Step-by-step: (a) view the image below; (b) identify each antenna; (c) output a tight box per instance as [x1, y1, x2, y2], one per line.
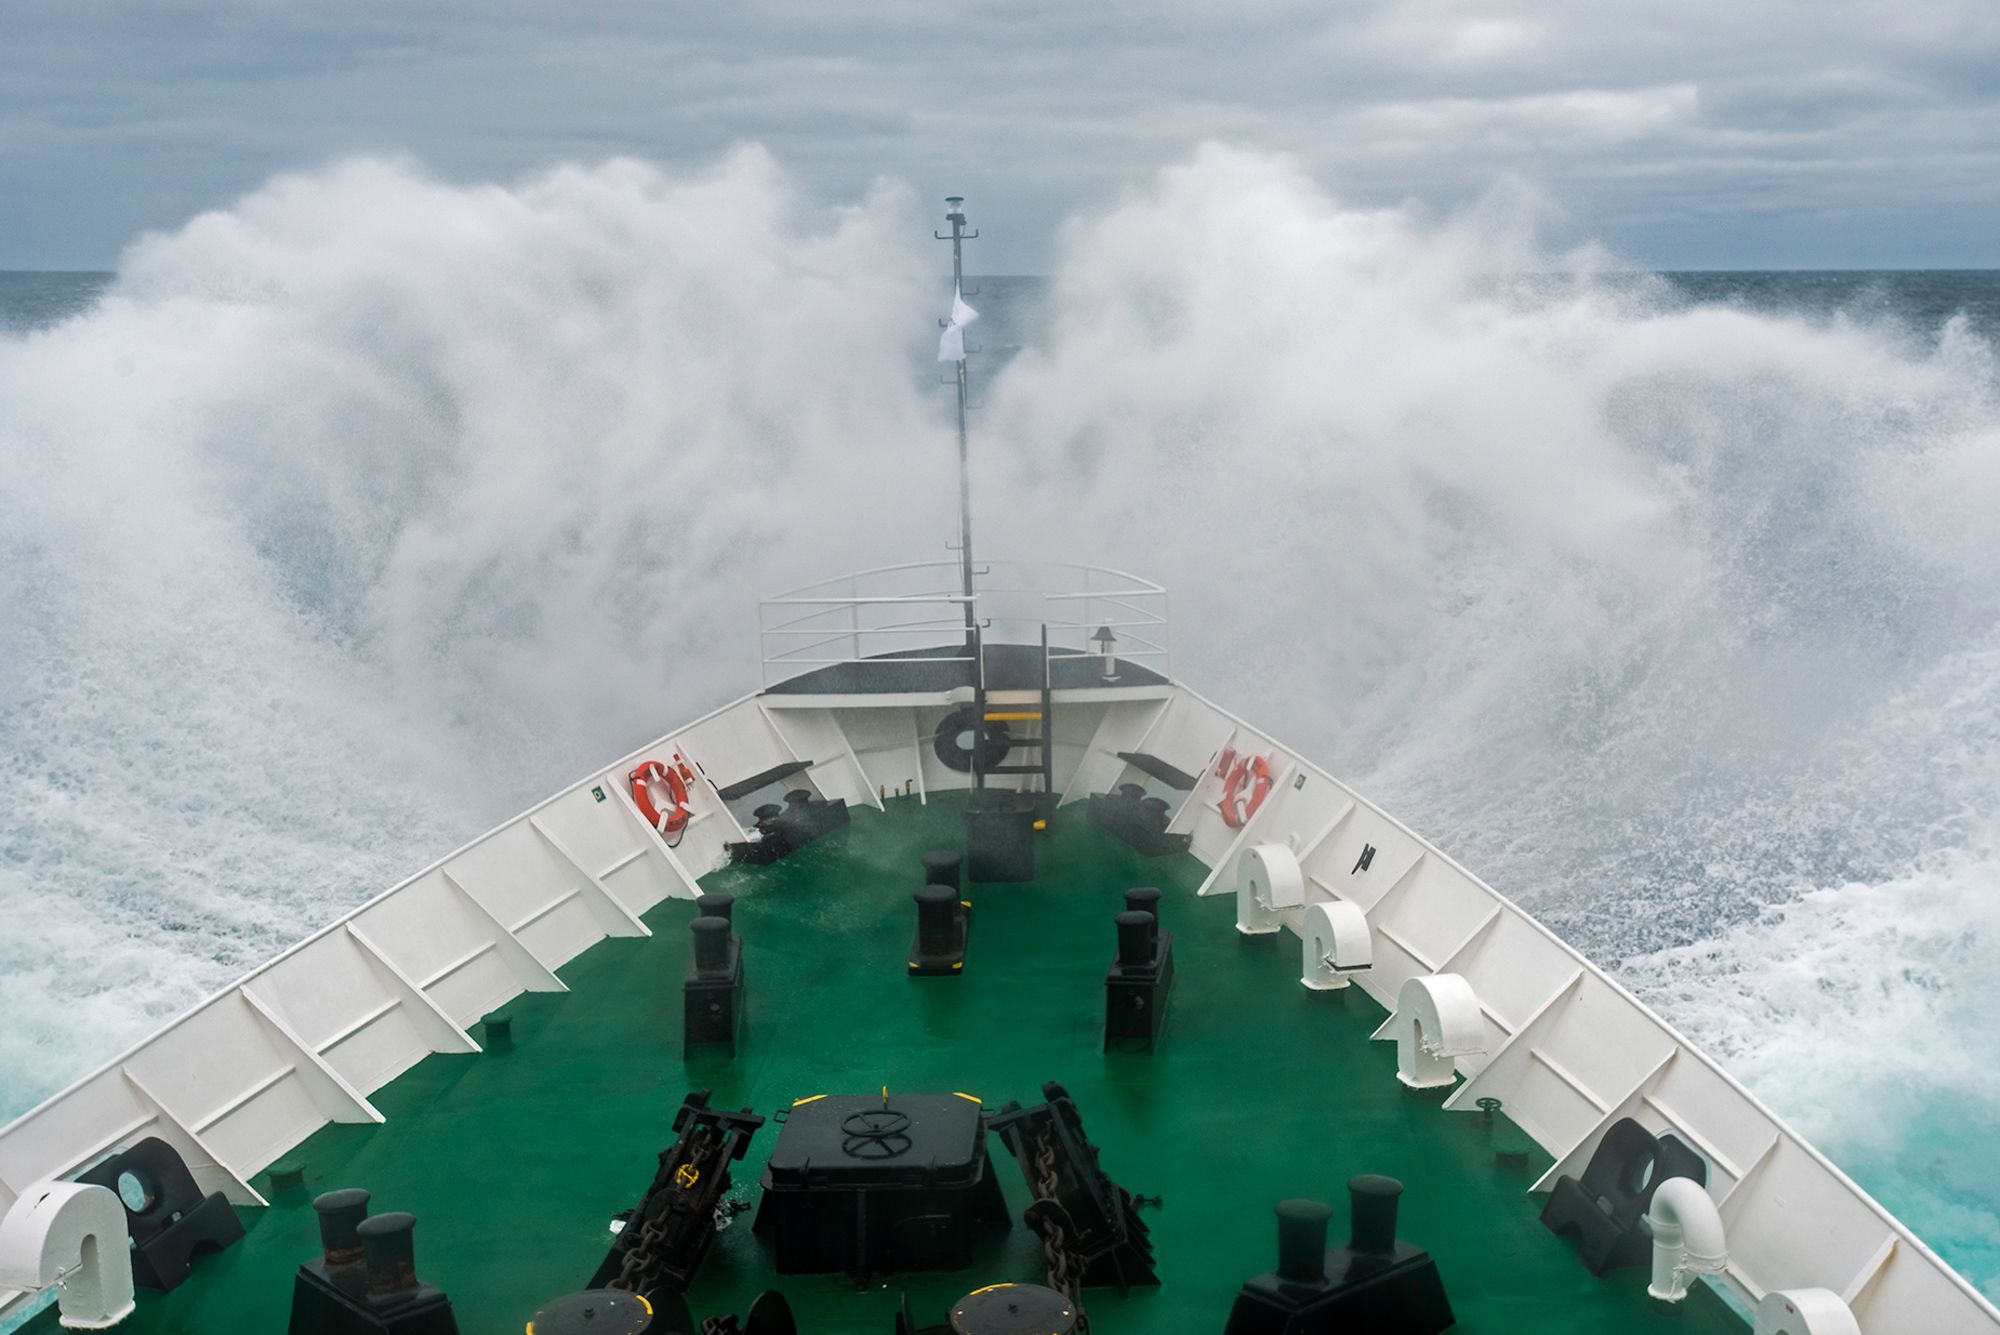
[936, 196, 980, 650]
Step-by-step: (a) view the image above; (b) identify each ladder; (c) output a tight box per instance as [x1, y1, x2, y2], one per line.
[970, 625, 1056, 825]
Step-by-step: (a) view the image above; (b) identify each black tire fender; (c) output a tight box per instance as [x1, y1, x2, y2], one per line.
[932, 705, 1012, 773]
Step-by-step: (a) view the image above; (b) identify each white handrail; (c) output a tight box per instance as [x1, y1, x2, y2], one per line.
[756, 558, 1171, 688]
[763, 593, 974, 607]
[765, 558, 1166, 602]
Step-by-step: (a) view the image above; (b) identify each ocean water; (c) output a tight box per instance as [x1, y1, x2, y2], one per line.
[3, 150, 1999, 1298]
[0, 272, 112, 335]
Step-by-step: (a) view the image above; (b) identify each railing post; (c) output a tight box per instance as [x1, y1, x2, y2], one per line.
[1085, 564, 1095, 661]
[753, 560, 1168, 689]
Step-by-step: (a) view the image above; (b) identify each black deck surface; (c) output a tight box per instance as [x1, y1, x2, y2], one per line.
[764, 643, 1169, 694]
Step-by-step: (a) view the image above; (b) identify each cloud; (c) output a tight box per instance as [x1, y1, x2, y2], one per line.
[1351, 84, 1702, 147]
[0, 1, 1997, 266]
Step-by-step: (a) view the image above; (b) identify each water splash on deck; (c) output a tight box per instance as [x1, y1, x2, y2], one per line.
[0, 149, 946, 1118]
[983, 145, 2000, 1292]
[4, 145, 1999, 1293]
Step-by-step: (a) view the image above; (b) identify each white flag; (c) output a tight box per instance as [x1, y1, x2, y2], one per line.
[937, 286, 979, 362]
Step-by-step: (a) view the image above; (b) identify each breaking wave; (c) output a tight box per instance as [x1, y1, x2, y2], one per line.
[0, 149, 948, 1118]
[988, 146, 2000, 1293]
[4, 145, 1998, 1293]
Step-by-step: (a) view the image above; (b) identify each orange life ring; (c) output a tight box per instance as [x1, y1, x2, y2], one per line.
[631, 758, 692, 836]
[1219, 755, 1272, 829]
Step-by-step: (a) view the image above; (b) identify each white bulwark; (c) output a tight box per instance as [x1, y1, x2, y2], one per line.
[1, 561, 1993, 1334]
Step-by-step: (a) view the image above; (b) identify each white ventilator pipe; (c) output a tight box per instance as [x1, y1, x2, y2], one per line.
[1300, 900, 1372, 989]
[1236, 844, 1303, 935]
[0, 1182, 136, 1329]
[1646, 1176, 1728, 1302]
[1371, 973, 1485, 1088]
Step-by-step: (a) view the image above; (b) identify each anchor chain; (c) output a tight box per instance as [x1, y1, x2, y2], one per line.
[608, 1127, 717, 1296]
[1034, 1134, 1091, 1334]
[608, 1211, 668, 1293]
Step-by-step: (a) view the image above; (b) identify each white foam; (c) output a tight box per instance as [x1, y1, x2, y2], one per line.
[979, 146, 2000, 1291]
[4, 145, 1999, 1295]
[0, 150, 950, 1117]
[1623, 838, 2000, 1295]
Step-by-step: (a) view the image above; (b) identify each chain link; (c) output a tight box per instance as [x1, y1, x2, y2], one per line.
[607, 1128, 717, 1295]
[1033, 1133, 1090, 1334]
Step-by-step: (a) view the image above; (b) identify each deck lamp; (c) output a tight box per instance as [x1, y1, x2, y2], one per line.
[1093, 624, 1120, 681]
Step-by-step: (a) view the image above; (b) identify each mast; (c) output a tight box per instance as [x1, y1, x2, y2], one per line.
[936, 197, 979, 648]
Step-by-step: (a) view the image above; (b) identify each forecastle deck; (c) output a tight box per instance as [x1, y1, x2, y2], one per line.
[2, 671, 1992, 1332]
[18, 794, 1743, 1333]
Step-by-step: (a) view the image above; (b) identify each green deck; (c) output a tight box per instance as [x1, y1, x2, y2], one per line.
[58, 793, 1747, 1334]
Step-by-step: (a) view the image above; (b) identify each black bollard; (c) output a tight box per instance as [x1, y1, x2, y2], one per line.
[917, 886, 959, 956]
[685, 915, 745, 1054]
[1349, 1175, 1403, 1255]
[1275, 1198, 1334, 1285]
[691, 917, 730, 975]
[289, 1199, 461, 1334]
[1115, 910, 1156, 969]
[910, 884, 970, 976]
[1106, 908, 1174, 1052]
[1124, 887, 1163, 941]
[695, 893, 734, 930]
[312, 1188, 371, 1270]
[920, 849, 963, 891]
[1085, 783, 1190, 857]
[1224, 1175, 1453, 1335]
[726, 783, 848, 868]
[356, 1211, 418, 1297]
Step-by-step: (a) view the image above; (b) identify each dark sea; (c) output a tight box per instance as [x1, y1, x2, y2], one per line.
[1666, 270, 2000, 336]
[10, 268, 2000, 349]
[0, 270, 113, 333]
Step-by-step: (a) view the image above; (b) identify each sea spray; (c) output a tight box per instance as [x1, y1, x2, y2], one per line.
[4, 145, 2000, 1294]
[984, 146, 2000, 1288]
[0, 149, 948, 1119]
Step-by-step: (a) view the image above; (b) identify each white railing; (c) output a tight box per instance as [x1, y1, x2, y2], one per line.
[757, 559, 1171, 688]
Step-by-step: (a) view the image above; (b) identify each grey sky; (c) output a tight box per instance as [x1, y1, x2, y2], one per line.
[4, 0, 1997, 270]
